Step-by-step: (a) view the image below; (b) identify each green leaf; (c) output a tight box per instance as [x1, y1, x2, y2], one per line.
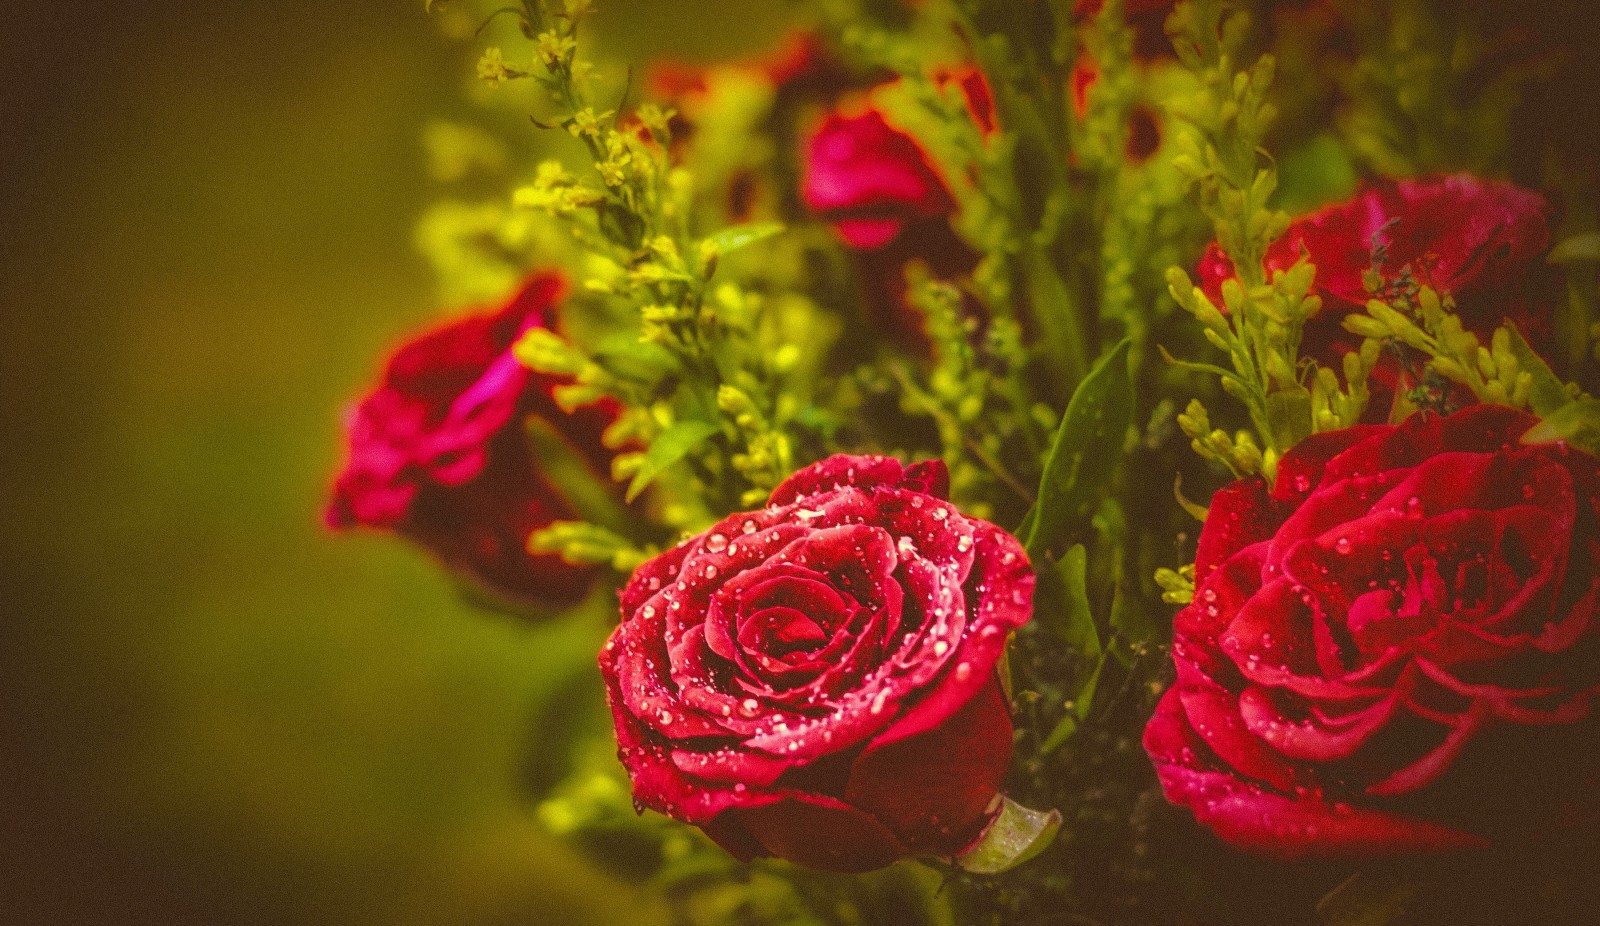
[591, 331, 680, 381]
[704, 222, 784, 256]
[526, 417, 632, 532]
[952, 796, 1062, 875]
[1051, 545, 1101, 663]
[1023, 339, 1134, 561]
[626, 419, 719, 502]
[1522, 396, 1600, 457]
[1266, 385, 1313, 452]
[1317, 872, 1421, 926]
[1504, 322, 1572, 417]
[1039, 655, 1105, 754]
[1548, 232, 1600, 265]
[1274, 133, 1359, 214]
[1109, 581, 1162, 665]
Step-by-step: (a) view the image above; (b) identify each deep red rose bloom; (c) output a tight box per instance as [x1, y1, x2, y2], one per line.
[1196, 175, 1559, 366]
[1145, 405, 1600, 858]
[600, 455, 1034, 872]
[325, 273, 615, 612]
[802, 106, 956, 250]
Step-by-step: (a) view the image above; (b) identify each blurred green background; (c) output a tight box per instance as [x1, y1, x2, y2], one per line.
[0, 2, 786, 923]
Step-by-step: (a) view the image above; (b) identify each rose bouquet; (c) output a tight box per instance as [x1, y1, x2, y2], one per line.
[327, 0, 1600, 923]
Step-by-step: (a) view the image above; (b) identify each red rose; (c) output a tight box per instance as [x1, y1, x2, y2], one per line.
[1145, 405, 1600, 858]
[1196, 175, 1559, 366]
[600, 455, 1034, 872]
[325, 273, 615, 612]
[802, 105, 956, 250]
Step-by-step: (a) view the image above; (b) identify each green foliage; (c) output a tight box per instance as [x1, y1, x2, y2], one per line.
[1023, 339, 1134, 561]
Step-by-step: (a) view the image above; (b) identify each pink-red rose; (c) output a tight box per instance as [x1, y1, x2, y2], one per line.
[802, 103, 960, 251]
[600, 455, 1034, 872]
[1196, 175, 1559, 367]
[325, 273, 615, 612]
[1145, 405, 1600, 858]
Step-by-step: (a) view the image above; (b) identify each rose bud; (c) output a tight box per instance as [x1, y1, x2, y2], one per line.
[325, 273, 616, 614]
[1196, 174, 1561, 369]
[600, 455, 1034, 872]
[1145, 404, 1600, 858]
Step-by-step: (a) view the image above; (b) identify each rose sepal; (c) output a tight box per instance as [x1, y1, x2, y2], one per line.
[951, 795, 1063, 875]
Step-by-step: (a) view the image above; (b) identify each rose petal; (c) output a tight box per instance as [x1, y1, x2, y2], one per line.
[1195, 478, 1280, 583]
[768, 454, 949, 507]
[844, 678, 1013, 855]
[1366, 702, 1491, 796]
[1237, 683, 1402, 762]
[1144, 689, 1487, 858]
[726, 791, 910, 873]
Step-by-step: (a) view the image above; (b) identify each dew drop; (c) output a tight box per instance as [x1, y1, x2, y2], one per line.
[954, 662, 973, 683]
[933, 640, 950, 656]
[1293, 474, 1311, 493]
[931, 507, 949, 521]
[1334, 537, 1352, 554]
[869, 689, 890, 715]
[703, 564, 718, 579]
[742, 519, 759, 535]
[657, 709, 674, 725]
[740, 698, 759, 717]
[956, 535, 973, 552]
[705, 533, 728, 553]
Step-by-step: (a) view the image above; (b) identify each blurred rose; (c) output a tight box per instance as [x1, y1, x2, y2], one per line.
[802, 105, 956, 250]
[326, 273, 615, 613]
[1196, 174, 1560, 367]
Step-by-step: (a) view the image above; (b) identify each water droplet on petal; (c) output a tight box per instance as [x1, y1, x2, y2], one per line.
[1334, 537, 1352, 554]
[954, 662, 973, 683]
[705, 533, 728, 552]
